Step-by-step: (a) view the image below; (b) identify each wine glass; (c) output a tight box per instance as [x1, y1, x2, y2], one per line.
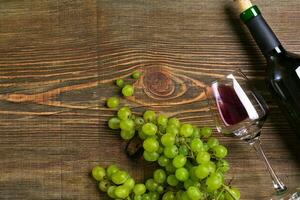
[205, 69, 300, 200]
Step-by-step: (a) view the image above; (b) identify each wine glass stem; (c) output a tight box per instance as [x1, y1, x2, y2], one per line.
[248, 135, 287, 194]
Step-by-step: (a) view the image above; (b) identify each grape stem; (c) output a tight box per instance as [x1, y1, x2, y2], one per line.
[222, 184, 239, 200]
[181, 140, 195, 158]
[216, 188, 225, 200]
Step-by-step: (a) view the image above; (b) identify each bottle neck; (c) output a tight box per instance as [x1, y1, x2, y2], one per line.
[240, 6, 283, 58]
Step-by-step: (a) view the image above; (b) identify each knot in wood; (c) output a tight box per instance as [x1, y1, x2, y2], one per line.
[143, 68, 175, 97]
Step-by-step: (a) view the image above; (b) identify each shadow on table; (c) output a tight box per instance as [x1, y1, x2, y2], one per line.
[224, 4, 300, 168]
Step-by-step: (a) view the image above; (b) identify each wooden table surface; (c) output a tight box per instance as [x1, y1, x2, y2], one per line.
[1, 0, 300, 199]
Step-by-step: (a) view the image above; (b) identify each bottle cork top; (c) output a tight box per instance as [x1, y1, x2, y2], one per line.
[234, 0, 253, 13]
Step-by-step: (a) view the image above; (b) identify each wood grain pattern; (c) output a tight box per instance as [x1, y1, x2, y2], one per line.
[1, 0, 300, 199]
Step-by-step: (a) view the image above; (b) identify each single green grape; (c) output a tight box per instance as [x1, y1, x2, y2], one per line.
[178, 145, 189, 156]
[116, 79, 125, 88]
[190, 138, 203, 153]
[163, 145, 178, 159]
[153, 169, 166, 184]
[192, 127, 201, 138]
[145, 178, 158, 192]
[206, 172, 223, 192]
[143, 110, 156, 122]
[143, 151, 159, 162]
[188, 166, 199, 182]
[161, 133, 175, 147]
[172, 154, 187, 168]
[207, 161, 216, 173]
[162, 191, 175, 200]
[207, 137, 219, 149]
[138, 128, 148, 140]
[115, 185, 130, 199]
[122, 84, 134, 97]
[120, 119, 135, 131]
[167, 175, 179, 186]
[168, 117, 180, 127]
[165, 162, 176, 173]
[183, 179, 197, 190]
[108, 117, 120, 130]
[123, 177, 135, 190]
[180, 124, 194, 137]
[224, 187, 241, 200]
[107, 186, 117, 198]
[142, 193, 151, 200]
[133, 184, 146, 195]
[149, 192, 160, 200]
[202, 143, 209, 152]
[106, 97, 120, 108]
[134, 195, 143, 200]
[158, 125, 167, 134]
[158, 155, 170, 167]
[111, 170, 129, 185]
[121, 129, 135, 140]
[117, 107, 131, 120]
[181, 192, 191, 200]
[196, 151, 211, 164]
[213, 145, 228, 159]
[195, 164, 210, 179]
[142, 123, 158, 136]
[92, 166, 106, 181]
[98, 180, 111, 192]
[157, 185, 164, 194]
[216, 159, 230, 173]
[201, 127, 212, 138]
[143, 137, 159, 152]
[175, 168, 189, 181]
[187, 186, 203, 200]
[175, 190, 184, 200]
[157, 114, 168, 127]
[132, 71, 141, 79]
[135, 117, 145, 129]
[153, 145, 161, 153]
[106, 164, 119, 178]
[166, 124, 179, 135]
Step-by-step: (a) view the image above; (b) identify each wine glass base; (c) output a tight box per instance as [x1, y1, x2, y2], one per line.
[271, 187, 300, 200]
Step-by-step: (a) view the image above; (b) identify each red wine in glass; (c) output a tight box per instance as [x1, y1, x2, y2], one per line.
[212, 84, 249, 126]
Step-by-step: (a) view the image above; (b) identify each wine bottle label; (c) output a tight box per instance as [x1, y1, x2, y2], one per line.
[296, 66, 300, 79]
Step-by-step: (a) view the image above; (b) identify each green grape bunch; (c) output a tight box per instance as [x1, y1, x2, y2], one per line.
[92, 71, 240, 200]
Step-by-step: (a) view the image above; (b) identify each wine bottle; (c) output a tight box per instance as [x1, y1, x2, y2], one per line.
[235, 0, 300, 135]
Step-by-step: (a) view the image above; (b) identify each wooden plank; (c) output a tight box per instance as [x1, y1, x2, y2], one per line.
[0, 0, 100, 199]
[0, 0, 300, 199]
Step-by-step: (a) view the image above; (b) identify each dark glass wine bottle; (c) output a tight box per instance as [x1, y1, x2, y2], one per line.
[236, 0, 300, 134]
